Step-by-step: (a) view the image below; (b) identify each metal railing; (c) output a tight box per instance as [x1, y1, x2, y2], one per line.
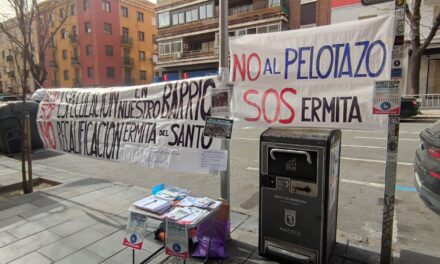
[70, 35, 79, 45]
[49, 61, 58, 68]
[121, 36, 133, 46]
[71, 57, 80, 66]
[124, 78, 135, 85]
[403, 94, 440, 109]
[122, 57, 134, 66]
[158, 47, 218, 63]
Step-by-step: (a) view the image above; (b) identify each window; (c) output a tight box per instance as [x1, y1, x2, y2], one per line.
[138, 31, 144, 41]
[85, 22, 91, 33]
[300, 1, 316, 27]
[172, 12, 185, 25]
[105, 45, 113, 56]
[269, 0, 281, 6]
[137, 11, 144, 22]
[104, 23, 112, 34]
[87, 67, 93, 77]
[427, 59, 440, 94]
[59, 8, 65, 20]
[206, 3, 213, 18]
[86, 45, 92, 55]
[268, 24, 280, 32]
[159, 41, 182, 55]
[106, 67, 114, 78]
[199, 5, 206, 19]
[64, 70, 69, 80]
[62, 49, 67, 60]
[158, 12, 170, 28]
[83, 0, 90, 11]
[121, 6, 128, 17]
[139, 51, 145, 61]
[151, 16, 156, 26]
[199, 3, 213, 20]
[102, 1, 111, 12]
[185, 9, 198, 23]
[61, 28, 66, 39]
[71, 4, 75, 15]
[140, 70, 147, 81]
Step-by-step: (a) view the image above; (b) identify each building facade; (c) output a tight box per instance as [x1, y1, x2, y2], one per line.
[155, 0, 332, 81]
[331, 0, 440, 96]
[42, 0, 156, 88]
[0, 18, 39, 95]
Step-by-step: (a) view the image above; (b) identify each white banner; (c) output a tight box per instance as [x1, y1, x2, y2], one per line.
[36, 76, 224, 173]
[229, 16, 395, 130]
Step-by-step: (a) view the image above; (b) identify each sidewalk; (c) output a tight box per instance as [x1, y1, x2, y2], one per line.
[0, 155, 428, 264]
[401, 109, 440, 123]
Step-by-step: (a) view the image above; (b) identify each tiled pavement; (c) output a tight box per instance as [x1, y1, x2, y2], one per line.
[0, 156, 400, 264]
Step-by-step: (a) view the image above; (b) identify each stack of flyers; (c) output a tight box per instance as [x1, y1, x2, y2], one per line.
[133, 196, 172, 214]
[178, 207, 210, 225]
[162, 207, 193, 221]
[156, 186, 190, 201]
[178, 196, 222, 210]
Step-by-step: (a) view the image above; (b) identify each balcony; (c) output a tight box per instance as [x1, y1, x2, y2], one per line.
[157, 48, 218, 67]
[73, 78, 81, 87]
[124, 78, 135, 85]
[157, 1, 287, 39]
[121, 36, 133, 47]
[51, 80, 60, 87]
[49, 61, 58, 69]
[122, 57, 134, 67]
[70, 35, 79, 45]
[48, 42, 57, 49]
[71, 57, 80, 67]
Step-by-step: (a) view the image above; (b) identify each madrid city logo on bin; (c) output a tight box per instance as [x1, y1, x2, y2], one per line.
[284, 209, 296, 227]
[285, 158, 297, 172]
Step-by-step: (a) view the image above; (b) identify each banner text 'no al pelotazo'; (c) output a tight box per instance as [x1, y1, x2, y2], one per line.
[36, 76, 225, 173]
[230, 16, 395, 130]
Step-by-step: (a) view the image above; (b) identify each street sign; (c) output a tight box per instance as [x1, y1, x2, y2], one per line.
[373, 80, 401, 115]
[361, 0, 393, 5]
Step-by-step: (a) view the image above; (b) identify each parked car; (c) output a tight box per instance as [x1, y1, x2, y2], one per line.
[400, 97, 419, 118]
[414, 120, 440, 214]
[0, 93, 19, 102]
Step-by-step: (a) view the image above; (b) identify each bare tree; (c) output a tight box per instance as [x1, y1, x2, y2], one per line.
[0, 0, 69, 90]
[0, 0, 69, 193]
[406, 0, 440, 94]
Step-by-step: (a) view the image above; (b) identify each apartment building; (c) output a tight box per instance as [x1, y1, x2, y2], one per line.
[155, 0, 331, 81]
[0, 18, 39, 95]
[42, 0, 156, 88]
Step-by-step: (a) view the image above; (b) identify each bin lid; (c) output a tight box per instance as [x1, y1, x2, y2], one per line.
[260, 127, 340, 145]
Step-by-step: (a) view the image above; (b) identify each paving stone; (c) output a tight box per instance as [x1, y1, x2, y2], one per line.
[230, 211, 250, 231]
[0, 203, 39, 221]
[230, 229, 258, 248]
[101, 247, 156, 264]
[86, 230, 126, 259]
[7, 215, 70, 239]
[236, 216, 258, 233]
[0, 192, 47, 211]
[31, 196, 61, 208]
[20, 204, 83, 222]
[242, 249, 280, 264]
[49, 215, 98, 237]
[0, 230, 61, 264]
[37, 227, 107, 261]
[0, 216, 28, 233]
[0, 231, 16, 248]
[54, 248, 104, 264]
[0, 168, 17, 176]
[89, 220, 123, 236]
[8, 252, 53, 264]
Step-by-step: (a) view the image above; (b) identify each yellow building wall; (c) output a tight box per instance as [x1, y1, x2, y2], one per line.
[53, 2, 79, 88]
[119, 0, 156, 84]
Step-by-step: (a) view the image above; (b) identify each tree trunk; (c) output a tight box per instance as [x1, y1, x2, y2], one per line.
[408, 53, 422, 95]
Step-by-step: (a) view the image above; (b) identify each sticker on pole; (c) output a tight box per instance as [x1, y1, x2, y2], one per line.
[373, 80, 401, 115]
[165, 221, 188, 259]
[123, 211, 148, 250]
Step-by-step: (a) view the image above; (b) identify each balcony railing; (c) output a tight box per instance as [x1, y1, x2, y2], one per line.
[158, 48, 218, 65]
[73, 78, 81, 87]
[121, 36, 133, 46]
[49, 61, 58, 68]
[51, 80, 60, 87]
[122, 57, 134, 67]
[70, 35, 79, 45]
[71, 57, 80, 66]
[124, 78, 135, 85]
[49, 42, 57, 49]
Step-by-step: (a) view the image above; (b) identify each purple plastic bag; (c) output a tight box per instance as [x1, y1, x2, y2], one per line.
[192, 217, 230, 258]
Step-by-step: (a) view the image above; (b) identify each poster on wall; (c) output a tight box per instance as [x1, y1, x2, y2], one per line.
[36, 76, 226, 173]
[229, 15, 395, 130]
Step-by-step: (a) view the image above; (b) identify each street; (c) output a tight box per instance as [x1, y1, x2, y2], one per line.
[12, 121, 440, 259]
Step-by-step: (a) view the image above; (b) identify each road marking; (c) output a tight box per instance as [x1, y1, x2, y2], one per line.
[355, 136, 419, 141]
[341, 157, 413, 166]
[246, 167, 259, 171]
[342, 144, 386, 149]
[234, 137, 257, 141]
[341, 179, 416, 192]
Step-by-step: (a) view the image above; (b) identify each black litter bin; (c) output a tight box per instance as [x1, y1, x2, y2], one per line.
[259, 127, 341, 264]
[0, 101, 43, 154]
